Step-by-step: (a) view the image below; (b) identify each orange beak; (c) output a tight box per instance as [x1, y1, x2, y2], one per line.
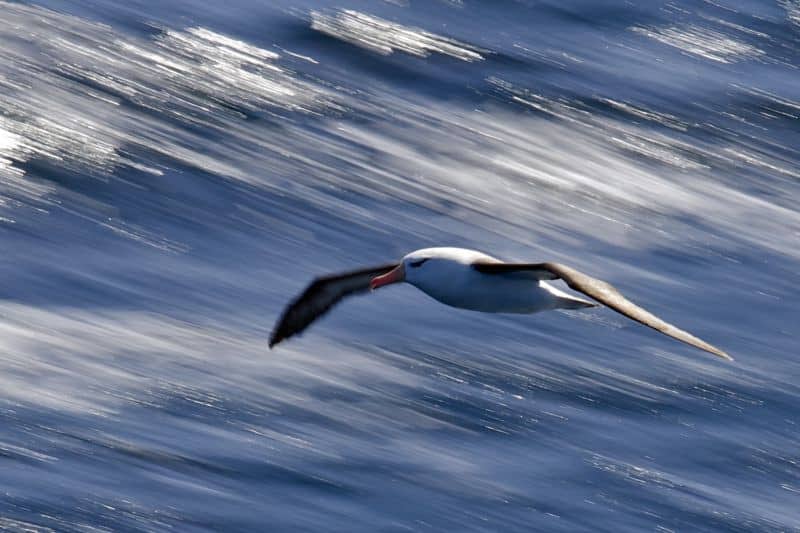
[370, 264, 405, 290]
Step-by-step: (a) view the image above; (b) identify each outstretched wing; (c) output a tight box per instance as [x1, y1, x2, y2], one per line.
[270, 263, 398, 348]
[473, 261, 731, 360]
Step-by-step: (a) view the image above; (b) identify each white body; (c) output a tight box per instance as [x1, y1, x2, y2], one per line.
[402, 247, 592, 313]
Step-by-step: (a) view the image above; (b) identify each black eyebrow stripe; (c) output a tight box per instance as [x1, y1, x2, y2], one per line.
[409, 258, 429, 267]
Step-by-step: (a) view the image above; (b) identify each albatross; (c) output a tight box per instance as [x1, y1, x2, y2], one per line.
[269, 247, 731, 360]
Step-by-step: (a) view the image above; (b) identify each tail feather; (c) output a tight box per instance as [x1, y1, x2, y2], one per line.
[555, 296, 597, 310]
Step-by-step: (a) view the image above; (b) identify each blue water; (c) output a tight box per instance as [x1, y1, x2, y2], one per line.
[1, 0, 799, 530]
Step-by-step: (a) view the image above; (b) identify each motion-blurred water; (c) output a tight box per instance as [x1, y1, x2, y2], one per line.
[1, 0, 798, 531]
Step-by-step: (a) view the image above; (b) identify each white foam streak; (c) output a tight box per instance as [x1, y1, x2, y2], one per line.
[311, 9, 484, 61]
[631, 24, 764, 63]
[784, 1, 800, 26]
[1, 3, 797, 263]
[265, 95, 800, 261]
[0, 2, 335, 182]
[0, 1, 338, 229]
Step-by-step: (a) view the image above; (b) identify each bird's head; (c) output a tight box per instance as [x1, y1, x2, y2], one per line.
[369, 250, 431, 290]
[369, 247, 493, 290]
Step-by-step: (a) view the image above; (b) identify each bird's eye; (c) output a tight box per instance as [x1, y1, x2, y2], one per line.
[408, 258, 428, 268]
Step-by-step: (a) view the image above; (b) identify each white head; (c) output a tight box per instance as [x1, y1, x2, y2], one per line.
[369, 247, 497, 290]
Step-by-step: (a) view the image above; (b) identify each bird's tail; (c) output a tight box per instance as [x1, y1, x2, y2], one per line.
[541, 282, 597, 310]
[555, 295, 597, 310]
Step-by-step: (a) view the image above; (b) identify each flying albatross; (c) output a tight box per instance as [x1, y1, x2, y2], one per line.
[269, 247, 731, 360]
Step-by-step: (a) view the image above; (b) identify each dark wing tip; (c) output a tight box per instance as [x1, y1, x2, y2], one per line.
[269, 299, 301, 348]
[268, 326, 284, 348]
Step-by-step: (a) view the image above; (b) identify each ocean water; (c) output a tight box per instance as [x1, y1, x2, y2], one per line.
[0, 0, 798, 531]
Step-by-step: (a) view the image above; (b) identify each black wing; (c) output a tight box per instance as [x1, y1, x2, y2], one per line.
[269, 263, 398, 348]
[473, 261, 731, 360]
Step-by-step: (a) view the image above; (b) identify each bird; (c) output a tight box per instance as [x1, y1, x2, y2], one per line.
[269, 247, 731, 360]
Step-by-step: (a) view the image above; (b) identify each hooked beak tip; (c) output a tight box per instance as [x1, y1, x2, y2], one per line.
[370, 265, 404, 290]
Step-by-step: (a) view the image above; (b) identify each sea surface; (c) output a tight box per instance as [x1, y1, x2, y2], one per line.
[1, 0, 799, 531]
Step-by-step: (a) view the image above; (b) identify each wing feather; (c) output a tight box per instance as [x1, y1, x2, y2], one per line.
[472, 262, 560, 280]
[473, 261, 731, 360]
[269, 263, 398, 347]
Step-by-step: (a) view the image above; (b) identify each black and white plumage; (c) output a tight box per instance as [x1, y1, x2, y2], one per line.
[269, 247, 731, 360]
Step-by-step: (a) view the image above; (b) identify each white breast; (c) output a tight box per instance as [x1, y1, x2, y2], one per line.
[408, 258, 558, 313]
